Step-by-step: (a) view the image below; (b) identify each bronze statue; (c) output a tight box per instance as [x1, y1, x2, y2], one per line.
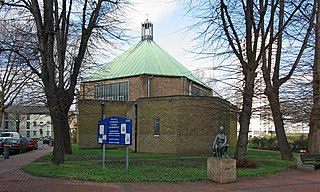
[213, 126, 229, 158]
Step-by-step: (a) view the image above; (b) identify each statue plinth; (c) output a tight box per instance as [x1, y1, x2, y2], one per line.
[207, 157, 236, 183]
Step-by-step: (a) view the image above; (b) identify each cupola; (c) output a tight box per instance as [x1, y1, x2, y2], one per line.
[141, 19, 153, 41]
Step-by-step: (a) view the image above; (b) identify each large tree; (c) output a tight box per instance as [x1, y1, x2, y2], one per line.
[1, 0, 129, 164]
[183, 0, 314, 160]
[308, 0, 320, 154]
[260, 0, 315, 160]
[182, 0, 261, 160]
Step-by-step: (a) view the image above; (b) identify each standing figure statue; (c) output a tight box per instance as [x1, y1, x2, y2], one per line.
[213, 126, 229, 158]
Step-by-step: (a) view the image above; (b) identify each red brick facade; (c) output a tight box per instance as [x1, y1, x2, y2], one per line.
[79, 75, 212, 101]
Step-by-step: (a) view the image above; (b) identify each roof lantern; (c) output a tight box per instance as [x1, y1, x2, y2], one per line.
[141, 19, 153, 41]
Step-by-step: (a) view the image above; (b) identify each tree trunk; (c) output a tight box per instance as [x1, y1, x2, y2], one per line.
[51, 111, 65, 165]
[45, 86, 73, 164]
[64, 122, 72, 154]
[48, 100, 72, 164]
[16, 118, 20, 133]
[234, 71, 256, 160]
[308, 0, 320, 154]
[266, 89, 293, 160]
[308, 111, 320, 153]
[0, 107, 4, 131]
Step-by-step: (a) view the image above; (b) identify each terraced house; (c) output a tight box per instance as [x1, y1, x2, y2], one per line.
[78, 20, 237, 154]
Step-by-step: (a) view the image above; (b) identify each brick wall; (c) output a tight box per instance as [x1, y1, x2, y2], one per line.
[135, 98, 179, 153]
[77, 96, 237, 154]
[150, 76, 186, 96]
[79, 75, 212, 101]
[78, 99, 134, 149]
[135, 96, 237, 154]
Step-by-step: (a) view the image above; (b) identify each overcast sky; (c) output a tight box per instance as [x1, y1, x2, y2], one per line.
[126, 0, 214, 75]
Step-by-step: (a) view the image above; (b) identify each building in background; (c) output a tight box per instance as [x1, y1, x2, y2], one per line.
[69, 110, 78, 143]
[1, 105, 53, 138]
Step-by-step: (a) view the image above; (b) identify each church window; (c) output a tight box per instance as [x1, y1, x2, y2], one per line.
[94, 81, 129, 101]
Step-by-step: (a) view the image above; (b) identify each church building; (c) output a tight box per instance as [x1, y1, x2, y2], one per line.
[78, 20, 237, 154]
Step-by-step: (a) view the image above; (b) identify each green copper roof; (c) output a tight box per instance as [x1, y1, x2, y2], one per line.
[85, 40, 207, 87]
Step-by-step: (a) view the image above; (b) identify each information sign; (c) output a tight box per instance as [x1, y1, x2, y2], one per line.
[97, 116, 132, 145]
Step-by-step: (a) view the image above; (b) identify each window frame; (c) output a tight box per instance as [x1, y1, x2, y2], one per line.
[190, 84, 208, 96]
[154, 117, 160, 137]
[94, 81, 129, 101]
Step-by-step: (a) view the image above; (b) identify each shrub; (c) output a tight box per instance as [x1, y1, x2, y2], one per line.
[248, 136, 278, 150]
[287, 134, 308, 152]
[248, 134, 307, 152]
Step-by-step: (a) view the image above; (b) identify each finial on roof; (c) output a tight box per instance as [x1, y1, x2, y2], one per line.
[141, 19, 153, 41]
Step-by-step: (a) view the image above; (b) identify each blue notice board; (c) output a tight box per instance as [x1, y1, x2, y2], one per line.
[97, 116, 132, 145]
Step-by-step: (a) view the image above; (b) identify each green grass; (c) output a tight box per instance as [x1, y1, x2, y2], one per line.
[23, 145, 297, 182]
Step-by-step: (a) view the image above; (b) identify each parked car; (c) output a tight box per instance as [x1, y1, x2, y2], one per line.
[1, 138, 28, 154]
[0, 132, 21, 141]
[21, 137, 38, 151]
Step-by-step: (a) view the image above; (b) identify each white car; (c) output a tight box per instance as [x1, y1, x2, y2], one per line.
[0, 132, 21, 141]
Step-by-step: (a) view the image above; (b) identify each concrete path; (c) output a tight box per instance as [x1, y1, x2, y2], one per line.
[0, 146, 320, 192]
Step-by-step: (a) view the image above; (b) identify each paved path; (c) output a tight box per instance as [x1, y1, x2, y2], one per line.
[0, 146, 320, 192]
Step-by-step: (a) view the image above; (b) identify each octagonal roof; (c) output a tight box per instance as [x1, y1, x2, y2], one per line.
[85, 40, 208, 87]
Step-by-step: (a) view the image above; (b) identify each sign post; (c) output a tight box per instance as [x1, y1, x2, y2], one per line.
[102, 143, 106, 168]
[126, 145, 129, 172]
[97, 116, 132, 171]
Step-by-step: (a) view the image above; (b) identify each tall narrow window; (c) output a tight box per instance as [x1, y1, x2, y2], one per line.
[27, 122, 30, 129]
[154, 117, 160, 136]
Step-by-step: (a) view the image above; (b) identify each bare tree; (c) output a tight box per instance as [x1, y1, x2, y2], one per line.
[0, 20, 34, 133]
[280, 62, 313, 129]
[308, 0, 320, 154]
[259, 0, 315, 160]
[1, 0, 130, 164]
[5, 105, 27, 133]
[182, 0, 314, 160]
[182, 0, 269, 160]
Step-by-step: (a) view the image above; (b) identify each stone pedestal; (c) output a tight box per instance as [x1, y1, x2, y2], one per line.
[207, 157, 236, 183]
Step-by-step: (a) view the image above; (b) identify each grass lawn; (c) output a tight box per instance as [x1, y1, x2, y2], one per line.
[23, 145, 297, 182]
